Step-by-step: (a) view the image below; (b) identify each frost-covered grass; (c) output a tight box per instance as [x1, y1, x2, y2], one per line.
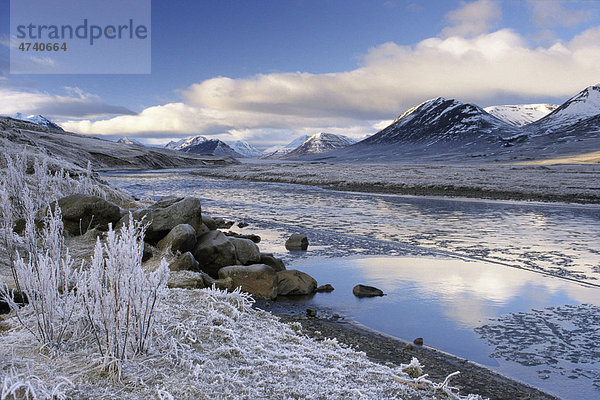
[192, 160, 600, 202]
[1, 287, 481, 399]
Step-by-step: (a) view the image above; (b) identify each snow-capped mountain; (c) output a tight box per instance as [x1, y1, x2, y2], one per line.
[260, 135, 311, 159]
[284, 133, 356, 158]
[11, 113, 64, 131]
[117, 137, 143, 146]
[166, 136, 242, 158]
[484, 104, 558, 127]
[165, 135, 208, 150]
[229, 140, 264, 157]
[529, 84, 600, 134]
[361, 97, 520, 147]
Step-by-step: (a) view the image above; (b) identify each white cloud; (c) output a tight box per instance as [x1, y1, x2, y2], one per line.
[0, 87, 134, 119]
[530, 1, 591, 28]
[442, 0, 502, 37]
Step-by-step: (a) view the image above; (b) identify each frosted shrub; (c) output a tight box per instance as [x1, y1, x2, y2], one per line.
[0, 203, 80, 348]
[80, 215, 169, 375]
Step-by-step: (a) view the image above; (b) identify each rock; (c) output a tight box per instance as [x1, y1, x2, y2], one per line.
[259, 253, 285, 272]
[130, 197, 205, 243]
[193, 231, 237, 277]
[213, 217, 234, 229]
[230, 237, 261, 265]
[306, 308, 317, 318]
[167, 270, 208, 289]
[285, 234, 309, 251]
[210, 276, 234, 291]
[224, 231, 261, 243]
[13, 218, 44, 235]
[316, 284, 335, 293]
[157, 224, 197, 253]
[58, 194, 121, 236]
[202, 215, 217, 231]
[218, 264, 277, 300]
[277, 270, 317, 296]
[332, 313, 340, 319]
[154, 196, 184, 208]
[352, 284, 384, 298]
[168, 251, 200, 271]
[237, 221, 249, 228]
[413, 337, 424, 346]
[142, 242, 154, 262]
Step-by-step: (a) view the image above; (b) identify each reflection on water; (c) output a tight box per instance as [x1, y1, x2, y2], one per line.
[105, 170, 600, 283]
[285, 256, 600, 400]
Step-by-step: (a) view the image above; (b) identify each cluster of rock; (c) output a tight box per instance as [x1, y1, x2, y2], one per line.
[54, 194, 320, 300]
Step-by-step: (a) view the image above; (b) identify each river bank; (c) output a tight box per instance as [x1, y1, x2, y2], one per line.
[263, 304, 560, 400]
[190, 160, 600, 204]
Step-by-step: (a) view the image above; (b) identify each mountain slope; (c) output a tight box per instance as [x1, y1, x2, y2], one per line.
[176, 139, 243, 158]
[484, 104, 558, 127]
[361, 97, 520, 146]
[260, 135, 311, 159]
[530, 85, 600, 134]
[166, 135, 207, 150]
[117, 137, 143, 146]
[11, 113, 64, 131]
[229, 140, 263, 157]
[0, 117, 239, 170]
[284, 133, 356, 158]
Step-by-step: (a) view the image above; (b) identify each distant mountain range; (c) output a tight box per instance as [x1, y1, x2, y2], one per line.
[11, 113, 64, 131]
[304, 84, 600, 162]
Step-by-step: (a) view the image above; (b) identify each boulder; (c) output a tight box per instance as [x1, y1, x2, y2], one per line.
[168, 251, 200, 271]
[316, 284, 335, 293]
[213, 217, 234, 229]
[224, 231, 261, 243]
[154, 196, 184, 208]
[202, 215, 217, 231]
[259, 253, 285, 272]
[58, 194, 121, 236]
[130, 197, 206, 243]
[157, 224, 197, 253]
[230, 238, 261, 265]
[193, 231, 237, 277]
[218, 264, 278, 300]
[285, 234, 309, 251]
[167, 271, 208, 289]
[352, 284, 384, 298]
[277, 270, 317, 296]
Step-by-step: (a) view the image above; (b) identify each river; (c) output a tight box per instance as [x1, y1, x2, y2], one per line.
[104, 169, 600, 400]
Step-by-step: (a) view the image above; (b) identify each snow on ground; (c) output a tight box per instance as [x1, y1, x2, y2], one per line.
[1, 288, 480, 400]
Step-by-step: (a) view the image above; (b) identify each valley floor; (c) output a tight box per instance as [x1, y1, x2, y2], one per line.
[190, 160, 600, 204]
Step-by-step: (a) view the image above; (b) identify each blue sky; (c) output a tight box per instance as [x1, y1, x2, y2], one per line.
[1, 0, 599, 148]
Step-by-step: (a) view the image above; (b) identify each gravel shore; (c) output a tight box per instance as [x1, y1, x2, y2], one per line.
[256, 301, 560, 400]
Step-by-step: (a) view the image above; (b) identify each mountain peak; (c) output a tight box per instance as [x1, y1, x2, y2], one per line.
[229, 140, 264, 157]
[11, 113, 64, 131]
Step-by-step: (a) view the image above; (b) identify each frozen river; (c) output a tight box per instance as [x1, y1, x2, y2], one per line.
[105, 169, 600, 399]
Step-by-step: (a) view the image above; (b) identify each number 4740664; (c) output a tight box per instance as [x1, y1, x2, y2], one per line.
[18, 42, 67, 52]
